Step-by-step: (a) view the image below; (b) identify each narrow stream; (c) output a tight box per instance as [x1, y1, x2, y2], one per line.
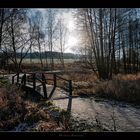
[53, 97, 140, 132]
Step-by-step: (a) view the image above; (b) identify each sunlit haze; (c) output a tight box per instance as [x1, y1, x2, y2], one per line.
[57, 10, 79, 53]
[37, 9, 79, 54]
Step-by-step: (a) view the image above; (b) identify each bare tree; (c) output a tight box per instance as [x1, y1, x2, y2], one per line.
[116, 8, 139, 74]
[32, 11, 45, 68]
[45, 9, 58, 70]
[57, 18, 68, 68]
[2, 9, 33, 73]
[0, 9, 4, 50]
[76, 8, 118, 80]
[0, 9, 13, 69]
[75, 8, 140, 80]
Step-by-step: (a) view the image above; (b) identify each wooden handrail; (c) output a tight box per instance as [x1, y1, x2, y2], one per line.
[36, 77, 43, 83]
[55, 74, 73, 96]
[11, 72, 73, 98]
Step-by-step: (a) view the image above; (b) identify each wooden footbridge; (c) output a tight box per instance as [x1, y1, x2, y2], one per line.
[11, 72, 73, 100]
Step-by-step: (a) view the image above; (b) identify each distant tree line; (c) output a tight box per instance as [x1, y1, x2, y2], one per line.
[16, 51, 79, 59]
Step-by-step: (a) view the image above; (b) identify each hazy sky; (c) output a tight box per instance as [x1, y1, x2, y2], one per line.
[31, 8, 79, 53]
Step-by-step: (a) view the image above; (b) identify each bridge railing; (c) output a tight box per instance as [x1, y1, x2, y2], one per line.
[21, 73, 48, 99]
[12, 73, 19, 84]
[12, 72, 73, 99]
[55, 74, 72, 96]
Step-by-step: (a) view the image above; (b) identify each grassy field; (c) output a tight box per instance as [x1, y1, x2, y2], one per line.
[19, 58, 78, 64]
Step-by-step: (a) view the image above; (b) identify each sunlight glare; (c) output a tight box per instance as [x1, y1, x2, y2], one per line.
[68, 20, 75, 31]
[67, 36, 79, 47]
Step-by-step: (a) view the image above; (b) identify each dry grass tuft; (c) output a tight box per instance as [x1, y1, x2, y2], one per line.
[94, 77, 140, 103]
[68, 70, 140, 103]
[0, 84, 27, 130]
[0, 77, 69, 131]
[114, 73, 140, 81]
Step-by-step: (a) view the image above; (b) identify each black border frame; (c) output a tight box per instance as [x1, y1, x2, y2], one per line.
[0, 0, 140, 139]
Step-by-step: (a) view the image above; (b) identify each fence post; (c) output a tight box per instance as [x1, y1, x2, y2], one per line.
[33, 73, 36, 91]
[17, 73, 19, 83]
[12, 76, 14, 84]
[42, 73, 47, 99]
[69, 80, 72, 96]
[54, 74, 56, 87]
[23, 73, 26, 86]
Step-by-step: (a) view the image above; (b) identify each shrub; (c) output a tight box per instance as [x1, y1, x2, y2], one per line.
[0, 83, 27, 130]
[94, 79, 140, 103]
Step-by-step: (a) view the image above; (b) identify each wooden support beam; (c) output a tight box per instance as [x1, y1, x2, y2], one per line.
[12, 76, 14, 84]
[69, 80, 72, 96]
[54, 74, 56, 87]
[17, 73, 19, 83]
[23, 73, 26, 86]
[42, 73, 47, 99]
[33, 73, 36, 91]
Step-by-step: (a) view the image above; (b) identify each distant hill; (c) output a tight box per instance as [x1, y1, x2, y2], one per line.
[17, 51, 80, 59]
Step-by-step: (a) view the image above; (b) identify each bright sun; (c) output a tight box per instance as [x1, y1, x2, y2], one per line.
[66, 18, 79, 49]
[58, 11, 79, 53]
[68, 20, 75, 31]
[67, 36, 79, 47]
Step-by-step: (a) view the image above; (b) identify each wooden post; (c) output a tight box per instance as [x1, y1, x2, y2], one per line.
[23, 73, 26, 86]
[33, 73, 36, 91]
[12, 76, 14, 84]
[54, 74, 56, 87]
[69, 80, 72, 96]
[17, 73, 19, 83]
[42, 73, 47, 99]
